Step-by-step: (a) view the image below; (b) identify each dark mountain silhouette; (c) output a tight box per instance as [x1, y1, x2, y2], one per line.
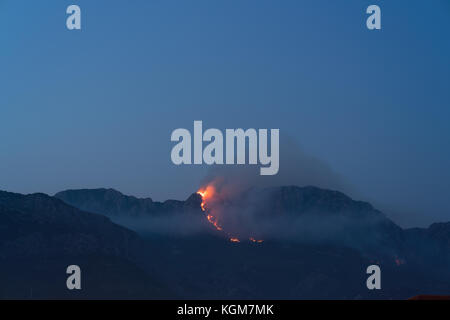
[423, 222, 450, 247]
[0, 190, 172, 299]
[54, 186, 450, 263]
[219, 186, 405, 252]
[55, 185, 396, 224]
[56, 186, 405, 255]
[0, 190, 141, 258]
[2, 186, 450, 299]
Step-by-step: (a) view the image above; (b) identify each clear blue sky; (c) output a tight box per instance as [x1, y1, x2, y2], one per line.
[0, 0, 449, 227]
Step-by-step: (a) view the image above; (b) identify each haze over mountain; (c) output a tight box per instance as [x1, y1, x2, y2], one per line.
[54, 186, 450, 260]
[55, 188, 205, 236]
[55, 186, 404, 251]
[55, 188, 202, 218]
[1, 186, 450, 299]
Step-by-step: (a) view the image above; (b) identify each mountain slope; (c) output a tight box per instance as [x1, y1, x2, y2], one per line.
[0, 190, 172, 299]
[45, 186, 450, 298]
[0, 190, 141, 258]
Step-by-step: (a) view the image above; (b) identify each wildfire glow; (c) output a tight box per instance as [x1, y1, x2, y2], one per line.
[197, 185, 225, 233]
[197, 184, 262, 244]
[197, 185, 215, 212]
[249, 237, 264, 243]
[207, 214, 223, 231]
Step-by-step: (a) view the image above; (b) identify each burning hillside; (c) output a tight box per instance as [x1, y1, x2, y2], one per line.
[197, 183, 263, 244]
[56, 184, 404, 259]
[194, 182, 409, 263]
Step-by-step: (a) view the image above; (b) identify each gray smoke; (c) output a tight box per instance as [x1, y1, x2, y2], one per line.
[201, 135, 352, 196]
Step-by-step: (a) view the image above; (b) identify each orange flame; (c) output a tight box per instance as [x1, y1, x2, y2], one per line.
[197, 184, 263, 244]
[207, 214, 223, 231]
[197, 185, 224, 233]
[249, 237, 264, 243]
[197, 185, 215, 212]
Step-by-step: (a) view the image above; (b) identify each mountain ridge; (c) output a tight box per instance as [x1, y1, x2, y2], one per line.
[0, 189, 174, 299]
[55, 188, 202, 218]
[2, 186, 450, 299]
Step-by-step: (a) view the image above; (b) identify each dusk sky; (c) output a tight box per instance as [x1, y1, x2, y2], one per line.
[1, 0, 449, 227]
